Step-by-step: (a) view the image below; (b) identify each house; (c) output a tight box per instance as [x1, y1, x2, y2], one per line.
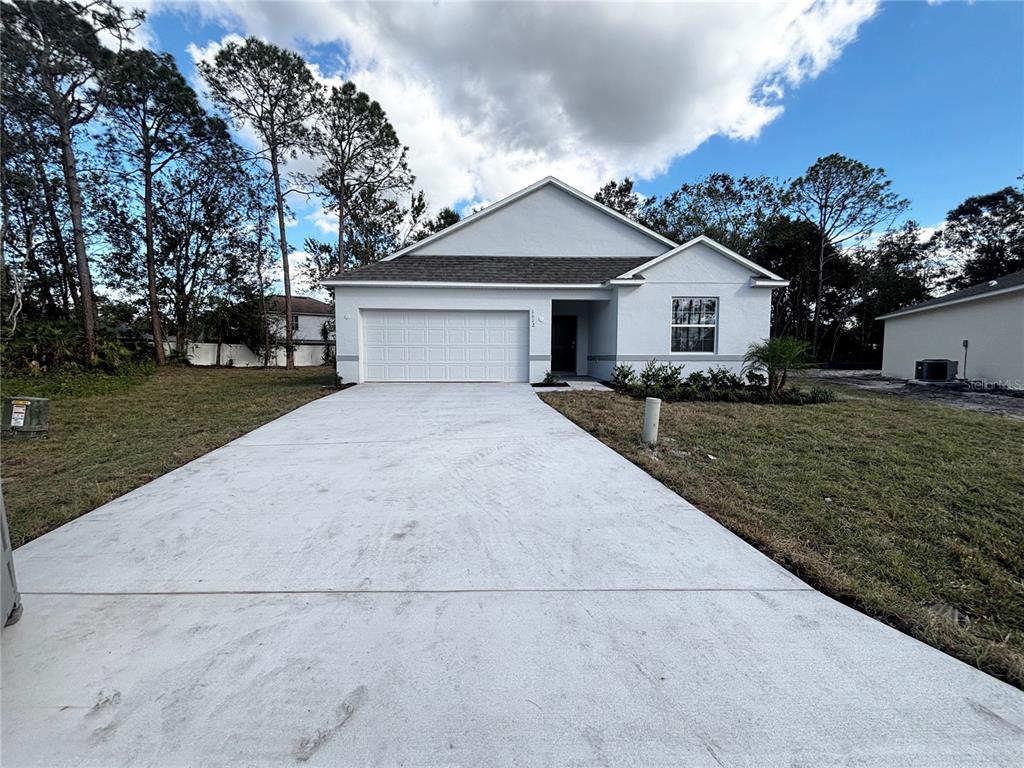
[878, 270, 1024, 389]
[266, 294, 335, 367]
[322, 177, 788, 383]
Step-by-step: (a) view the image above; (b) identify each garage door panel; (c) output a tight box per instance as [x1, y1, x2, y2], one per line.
[362, 310, 529, 382]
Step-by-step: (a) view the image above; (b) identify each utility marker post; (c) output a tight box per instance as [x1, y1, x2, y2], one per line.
[643, 397, 661, 447]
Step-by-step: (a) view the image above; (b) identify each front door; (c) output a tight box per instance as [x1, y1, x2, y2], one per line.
[551, 315, 577, 373]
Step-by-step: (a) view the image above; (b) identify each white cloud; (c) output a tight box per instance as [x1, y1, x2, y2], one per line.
[169, 0, 878, 210]
[305, 207, 337, 236]
[271, 250, 317, 297]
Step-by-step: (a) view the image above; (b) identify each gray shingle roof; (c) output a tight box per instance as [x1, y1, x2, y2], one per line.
[267, 295, 333, 315]
[327, 254, 652, 284]
[879, 269, 1024, 319]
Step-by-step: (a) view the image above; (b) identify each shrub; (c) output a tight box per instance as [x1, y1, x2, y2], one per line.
[606, 352, 832, 408]
[637, 359, 685, 395]
[808, 386, 837, 404]
[708, 366, 744, 390]
[541, 370, 560, 385]
[685, 370, 710, 390]
[165, 347, 193, 366]
[743, 337, 809, 402]
[610, 362, 636, 390]
[94, 338, 134, 372]
[3, 362, 154, 399]
[1, 320, 80, 372]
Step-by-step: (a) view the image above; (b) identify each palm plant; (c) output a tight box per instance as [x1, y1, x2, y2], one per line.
[743, 337, 809, 401]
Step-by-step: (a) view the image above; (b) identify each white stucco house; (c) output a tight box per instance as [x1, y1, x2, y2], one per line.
[324, 177, 789, 383]
[879, 270, 1024, 389]
[267, 295, 334, 367]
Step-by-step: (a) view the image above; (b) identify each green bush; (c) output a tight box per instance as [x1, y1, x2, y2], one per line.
[3, 362, 154, 399]
[610, 363, 636, 389]
[1, 320, 80, 372]
[808, 386, 837, 404]
[606, 356, 836, 408]
[541, 370, 560, 385]
[637, 359, 685, 395]
[94, 338, 134, 372]
[743, 336, 809, 402]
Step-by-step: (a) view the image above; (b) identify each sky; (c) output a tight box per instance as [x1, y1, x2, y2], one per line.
[130, 1, 1023, 294]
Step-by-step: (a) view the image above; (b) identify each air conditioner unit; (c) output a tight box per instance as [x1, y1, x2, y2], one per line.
[914, 359, 958, 382]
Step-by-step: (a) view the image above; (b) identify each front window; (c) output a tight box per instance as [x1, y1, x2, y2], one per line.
[671, 297, 717, 352]
[291, 315, 300, 332]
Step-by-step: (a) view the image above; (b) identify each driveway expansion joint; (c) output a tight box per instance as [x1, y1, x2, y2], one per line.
[22, 587, 817, 596]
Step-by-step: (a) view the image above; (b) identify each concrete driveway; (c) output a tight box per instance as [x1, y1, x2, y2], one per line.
[3, 384, 1022, 766]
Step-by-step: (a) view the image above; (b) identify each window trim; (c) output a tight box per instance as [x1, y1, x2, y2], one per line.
[670, 296, 718, 354]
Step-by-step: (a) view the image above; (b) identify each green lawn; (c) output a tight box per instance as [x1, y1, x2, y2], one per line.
[2, 366, 335, 547]
[541, 386, 1024, 688]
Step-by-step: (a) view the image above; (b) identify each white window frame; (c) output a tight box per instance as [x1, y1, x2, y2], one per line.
[291, 314, 300, 332]
[670, 297, 718, 354]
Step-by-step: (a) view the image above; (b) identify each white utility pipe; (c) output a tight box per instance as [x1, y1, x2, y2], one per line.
[643, 397, 661, 447]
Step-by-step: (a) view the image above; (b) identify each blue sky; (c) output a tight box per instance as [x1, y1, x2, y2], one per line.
[138, 1, 1022, 286]
[644, 1, 1024, 228]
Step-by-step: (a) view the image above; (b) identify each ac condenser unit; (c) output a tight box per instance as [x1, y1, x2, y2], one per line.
[914, 359, 958, 382]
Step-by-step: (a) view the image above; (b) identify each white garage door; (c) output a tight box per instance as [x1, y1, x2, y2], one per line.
[362, 309, 529, 382]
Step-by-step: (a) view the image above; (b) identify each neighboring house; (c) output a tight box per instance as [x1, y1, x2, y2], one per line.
[323, 177, 788, 383]
[879, 270, 1024, 389]
[266, 295, 335, 367]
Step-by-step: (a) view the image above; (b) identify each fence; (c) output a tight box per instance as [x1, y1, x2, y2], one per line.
[164, 342, 330, 368]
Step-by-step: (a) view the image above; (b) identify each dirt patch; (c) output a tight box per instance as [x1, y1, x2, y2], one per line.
[804, 369, 1024, 421]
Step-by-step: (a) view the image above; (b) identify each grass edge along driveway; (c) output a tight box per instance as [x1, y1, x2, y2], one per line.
[540, 387, 1024, 689]
[2, 366, 336, 547]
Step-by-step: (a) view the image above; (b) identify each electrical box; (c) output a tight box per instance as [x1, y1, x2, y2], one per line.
[2, 396, 50, 439]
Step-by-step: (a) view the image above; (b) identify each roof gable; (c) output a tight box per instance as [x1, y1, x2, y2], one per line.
[614, 236, 785, 282]
[388, 177, 675, 260]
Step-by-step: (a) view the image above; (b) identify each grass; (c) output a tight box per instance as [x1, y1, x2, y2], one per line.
[2, 366, 335, 547]
[541, 385, 1024, 688]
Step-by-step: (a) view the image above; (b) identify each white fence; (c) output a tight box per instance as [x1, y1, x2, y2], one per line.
[164, 342, 330, 368]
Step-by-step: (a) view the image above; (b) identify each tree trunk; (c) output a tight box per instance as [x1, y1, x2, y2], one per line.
[174, 294, 187, 361]
[270, 147, 294, 369]
[810, 235, 826, 360]
[215, 318, 222, 367]
[31, 143, 77, 316]
[256, 251, 271, 367]
[337, 186, 346, 268]
[57, 122, 97, 364]
[22, 223, 59, 316]
[142, 144, 166, 365]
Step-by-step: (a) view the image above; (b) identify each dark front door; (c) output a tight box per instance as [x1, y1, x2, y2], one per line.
[551, 315, 577, 373]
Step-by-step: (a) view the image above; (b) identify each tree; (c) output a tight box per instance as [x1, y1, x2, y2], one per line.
[199, 36, 320, 369]
[934, 184, 1024, 289]
[594, 178, 643, 220]
[151, 136, 254, 355]
[1, 0, 142, 362]
[843, 221, 935, 363]
[413, 206, 461, 242]
[752, 216, 828, 340]
[312, 81, 413, 266]
[789, 154, 909, 358]
[300, 238, 340, 302]
[100, 49, 210, 364]
[1, 110, 79, 318]
[645, 173, 786, 254]
[1, 116, 65, 319]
